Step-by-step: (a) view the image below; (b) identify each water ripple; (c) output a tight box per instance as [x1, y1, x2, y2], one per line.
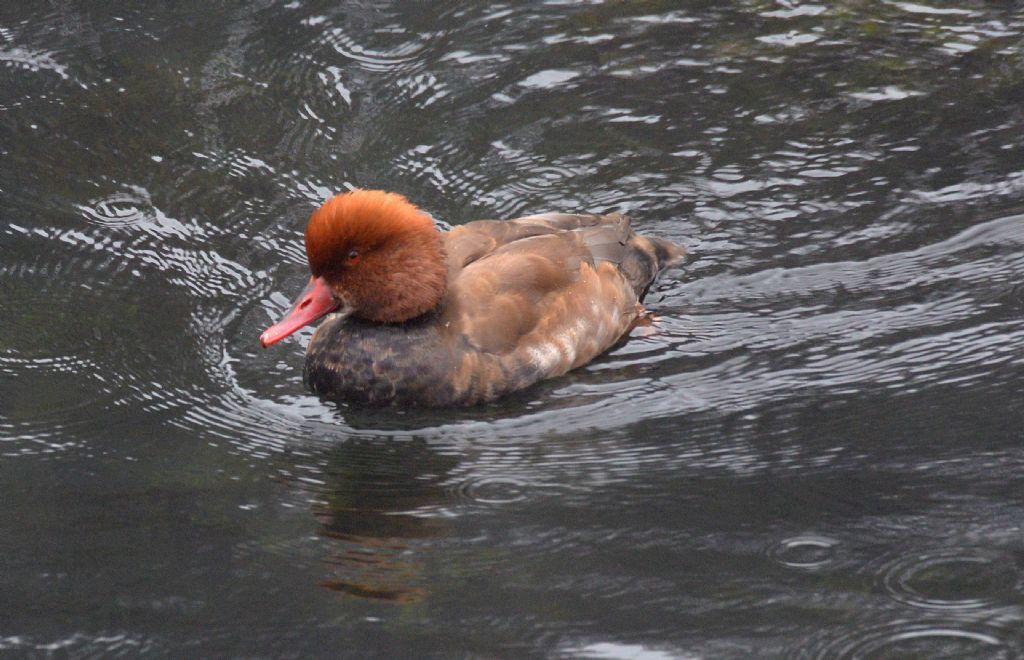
[767, 535, 839, 570]
[320, 27, 428, 73]
[876, 548, 1020, 611]
[797, 619, 1021, 659]
[3, 0, 1024, 652]
[446, 476, 531, 506]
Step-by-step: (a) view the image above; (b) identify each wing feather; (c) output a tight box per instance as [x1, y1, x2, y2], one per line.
[440, 210, 682, 359]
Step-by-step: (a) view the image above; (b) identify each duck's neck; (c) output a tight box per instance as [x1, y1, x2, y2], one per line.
[355, 232, 447, 324]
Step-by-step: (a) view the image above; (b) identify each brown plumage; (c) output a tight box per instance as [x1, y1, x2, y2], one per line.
[260, 189, 685, 406]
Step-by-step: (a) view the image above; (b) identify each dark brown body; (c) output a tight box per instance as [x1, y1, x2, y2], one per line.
[304, 212, 683, 406]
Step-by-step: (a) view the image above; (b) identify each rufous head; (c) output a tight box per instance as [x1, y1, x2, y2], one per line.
[259, 190, 446, 347]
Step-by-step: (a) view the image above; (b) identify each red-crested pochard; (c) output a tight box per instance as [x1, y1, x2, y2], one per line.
[260, 190, 684, 405]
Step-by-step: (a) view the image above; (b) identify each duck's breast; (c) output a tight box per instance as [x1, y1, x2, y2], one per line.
[304, 315, 450, 405]
[303, 314, 542, 406]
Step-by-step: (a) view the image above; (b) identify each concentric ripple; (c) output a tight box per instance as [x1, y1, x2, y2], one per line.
[877, 548, 1020, 611]
[77, 190, 149, 228]
[797, 620, 1020, 660]
[447, 476, 531, 505]
[767, 535, 839, 569]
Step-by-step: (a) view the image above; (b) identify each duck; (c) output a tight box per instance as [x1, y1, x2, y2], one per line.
[260, 189, 684, 406]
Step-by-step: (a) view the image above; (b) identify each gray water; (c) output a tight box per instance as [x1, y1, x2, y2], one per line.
[2, 1, 1024, 657]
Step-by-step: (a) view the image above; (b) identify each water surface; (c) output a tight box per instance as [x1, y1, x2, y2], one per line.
[2, 0, 1024, 657]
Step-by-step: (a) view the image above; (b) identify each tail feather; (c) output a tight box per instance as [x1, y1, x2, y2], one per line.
[621, 233, 685, 300]
[650, 236, 686, 270]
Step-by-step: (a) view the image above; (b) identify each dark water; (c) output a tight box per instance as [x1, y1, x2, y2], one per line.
[2, 0, 1024, 657]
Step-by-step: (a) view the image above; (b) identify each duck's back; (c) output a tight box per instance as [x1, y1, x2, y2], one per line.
[446, 212, 681, 298]
[305, 212, 683, 405]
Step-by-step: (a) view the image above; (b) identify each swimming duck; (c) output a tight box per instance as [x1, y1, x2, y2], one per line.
[260, 190, 684, 405]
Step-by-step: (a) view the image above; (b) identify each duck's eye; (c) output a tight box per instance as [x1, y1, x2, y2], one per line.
[347, 248, 360, 262]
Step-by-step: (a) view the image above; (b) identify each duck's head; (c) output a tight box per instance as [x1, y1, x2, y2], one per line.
[259, 190, 446, 348]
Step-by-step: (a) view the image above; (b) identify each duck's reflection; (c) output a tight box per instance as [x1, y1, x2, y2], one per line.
[307, 437, 456, 602]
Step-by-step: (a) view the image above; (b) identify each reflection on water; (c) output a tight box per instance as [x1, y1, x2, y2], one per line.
[310, 440, 451, 603]
[2, 0, 1024, 656]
